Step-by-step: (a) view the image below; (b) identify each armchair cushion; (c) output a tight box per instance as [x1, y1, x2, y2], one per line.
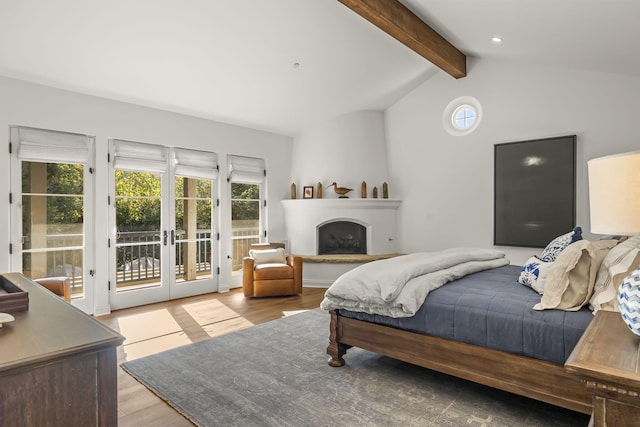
[249, 248, 286, 265]
[253, 263, 293, 280]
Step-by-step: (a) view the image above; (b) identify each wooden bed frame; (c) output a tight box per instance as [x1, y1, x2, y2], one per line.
[326, 309, 593, 415]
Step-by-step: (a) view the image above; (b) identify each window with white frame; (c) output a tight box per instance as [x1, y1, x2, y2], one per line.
[443, 96, 482, 136]
[173, 148, 218, 284]
[227, 155, 265, 272]
[9, 126, 95, 313]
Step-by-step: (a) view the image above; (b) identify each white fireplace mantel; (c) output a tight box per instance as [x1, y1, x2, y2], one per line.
[282, 199, 401, 256]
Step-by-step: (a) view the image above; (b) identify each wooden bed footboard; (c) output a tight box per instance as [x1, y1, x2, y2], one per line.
[327, 310, 592, 415]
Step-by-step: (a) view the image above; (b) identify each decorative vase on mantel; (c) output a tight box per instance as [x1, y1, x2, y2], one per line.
[618, 267, 640, 336]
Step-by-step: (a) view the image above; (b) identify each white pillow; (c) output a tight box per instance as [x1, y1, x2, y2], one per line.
[589, 236, 640, 313]
[533, 239, 618, 311]
[518, 256, 553, 294]
[249, 248, 286, 265]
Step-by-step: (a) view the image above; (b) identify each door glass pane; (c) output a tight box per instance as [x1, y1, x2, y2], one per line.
[115, 170, 162, 290]
[231, 182, 260, 272]
[175, 177, 213, 282]
[21, 161, 85, 296]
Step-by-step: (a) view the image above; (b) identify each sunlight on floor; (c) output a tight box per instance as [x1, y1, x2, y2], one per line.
[182, 299, 241, 325]
[116, 309, 182, 346]
[111, 298, 259, 361]
[203, 317, 254, 338]
[123, 333, 192, 361]
[184, 299, 255, 338]
[282, 309, 309, 317]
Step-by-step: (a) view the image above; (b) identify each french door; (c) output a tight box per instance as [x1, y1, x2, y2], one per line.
[109, 140, 218, 310]
[9, 126, 95, 314]
[227, 155, 266, 286]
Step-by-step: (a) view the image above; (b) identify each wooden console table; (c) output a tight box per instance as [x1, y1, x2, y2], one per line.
[0, 273, 124, 426]
[566, 310, 640, 427]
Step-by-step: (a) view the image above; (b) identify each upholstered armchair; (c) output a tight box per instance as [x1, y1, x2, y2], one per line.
[243, 244, 302, 297]
[34, 276, 71, 302]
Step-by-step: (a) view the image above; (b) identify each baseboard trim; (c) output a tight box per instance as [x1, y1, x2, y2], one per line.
[303, 280, 332, 288]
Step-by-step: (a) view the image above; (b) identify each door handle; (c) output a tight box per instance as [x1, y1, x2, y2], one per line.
[171, 230, 175, 245]
[163, 230, 168, 246]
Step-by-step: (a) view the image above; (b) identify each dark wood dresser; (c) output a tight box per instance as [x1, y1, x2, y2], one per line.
[0, 273, 124, 426]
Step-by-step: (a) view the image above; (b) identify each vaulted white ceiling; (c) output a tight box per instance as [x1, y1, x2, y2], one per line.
[1, 0, 638, 136]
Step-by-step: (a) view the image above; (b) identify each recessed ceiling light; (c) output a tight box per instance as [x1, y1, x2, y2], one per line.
[492, 37, 503, 43]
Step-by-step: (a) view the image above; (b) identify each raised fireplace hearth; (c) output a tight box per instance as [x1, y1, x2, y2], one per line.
[282, 198, 401, 286]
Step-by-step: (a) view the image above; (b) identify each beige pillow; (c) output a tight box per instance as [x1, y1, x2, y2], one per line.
[534, 239, 618, 311]
[589, 235, 640, 313]
[249, 248, 286, 265]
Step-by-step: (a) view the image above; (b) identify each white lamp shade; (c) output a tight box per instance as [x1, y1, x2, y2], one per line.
[588, 151, 640, 235]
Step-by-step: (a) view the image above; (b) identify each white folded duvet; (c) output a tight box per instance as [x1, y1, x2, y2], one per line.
[320, 247, 509, 318]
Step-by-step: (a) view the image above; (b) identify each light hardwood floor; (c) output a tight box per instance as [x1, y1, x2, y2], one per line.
[97, 287, 327, 426]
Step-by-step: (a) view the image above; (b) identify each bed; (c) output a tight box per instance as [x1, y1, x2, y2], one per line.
[321, 246, 603, 415]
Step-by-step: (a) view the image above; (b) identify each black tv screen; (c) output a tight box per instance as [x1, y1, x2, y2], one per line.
[494, 135, 576, 248]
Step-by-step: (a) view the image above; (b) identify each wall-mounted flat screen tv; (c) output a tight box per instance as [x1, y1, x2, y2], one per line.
[494, 135, 576, 248]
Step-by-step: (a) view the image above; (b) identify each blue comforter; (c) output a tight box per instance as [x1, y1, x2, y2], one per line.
[339, 265, 593, 365]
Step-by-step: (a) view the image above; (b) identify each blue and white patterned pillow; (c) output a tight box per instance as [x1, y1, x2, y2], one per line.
[539, 226, 582, 262]
[518, 255, 553, 294]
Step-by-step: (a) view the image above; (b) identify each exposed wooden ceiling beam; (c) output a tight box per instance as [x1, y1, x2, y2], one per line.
[338, 0, 467, 79]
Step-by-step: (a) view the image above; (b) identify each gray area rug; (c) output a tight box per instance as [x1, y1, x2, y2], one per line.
[121, 308, 590, 427]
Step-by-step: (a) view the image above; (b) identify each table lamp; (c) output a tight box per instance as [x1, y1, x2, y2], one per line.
[588, 151, 640, 334]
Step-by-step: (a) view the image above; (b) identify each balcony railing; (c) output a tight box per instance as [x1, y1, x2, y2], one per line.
[231, 227, 260, 271]
[22, 233, 84, 295]
[116, 230, 213, 286]
[24, 227, 260, 292]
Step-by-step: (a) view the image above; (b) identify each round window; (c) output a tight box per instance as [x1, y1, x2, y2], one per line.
[443, 96, 482, 136]
[452, 105, 476, 130]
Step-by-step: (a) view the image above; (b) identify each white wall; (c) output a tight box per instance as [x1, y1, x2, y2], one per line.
[0, 76, 293, 313]
[291, 110, 390, 198]
[5, 57, 639, 308]
[385, 58, 640, 265]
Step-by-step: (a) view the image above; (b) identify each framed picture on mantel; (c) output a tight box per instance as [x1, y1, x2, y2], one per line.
[303, 186, 314, 199]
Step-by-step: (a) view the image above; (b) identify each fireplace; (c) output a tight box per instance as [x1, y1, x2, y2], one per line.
[282, 199, 400, 256]
[318, 221, 367, 255]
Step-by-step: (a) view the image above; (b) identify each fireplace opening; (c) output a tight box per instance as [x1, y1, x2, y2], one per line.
[318, 221, 367, 255]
